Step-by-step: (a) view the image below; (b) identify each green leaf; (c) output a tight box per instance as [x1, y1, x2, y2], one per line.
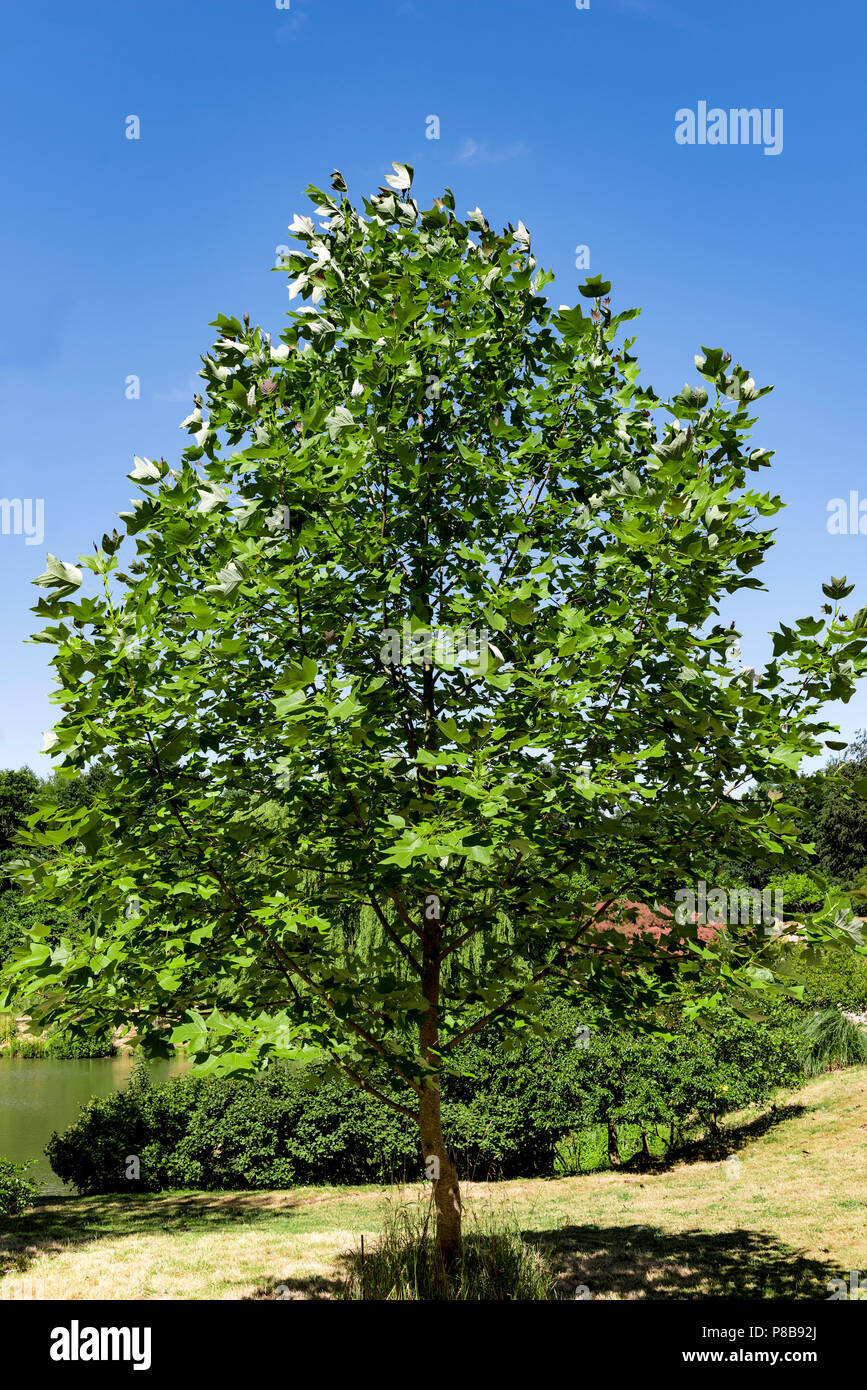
[197, 484, 231, 514]
[324, 406, 354, 440]
[33, 554, 83, 596]
[127, 455, 162, 482]
[384, 162, 413, 192]
[205, 561, 245, 595]
[823, 575, 855, 600]
[578, 274, 611, 299]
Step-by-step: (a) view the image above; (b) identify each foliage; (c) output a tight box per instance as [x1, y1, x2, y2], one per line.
[0, 909, 25, 975]
[0, 768, 40, 856]
[46, 1065, 417, 1193]
[0, 1155, 40, 1216]
[8, 164, 867, 1254]
[577, 1011, 802, 1146]
[0, 1020, 115, 1059]
[0, 768, 40, 893]
[47, 1003, 804, 1192]
[750, 941, 867, 1025]
[815, 731, 867, 883]
[342, 1203, 557, 1300]
[716, 732, 867, 889]
[1, 1034, 46, 1058]
[798, 952, 867, 1013]
[44, 1022, 116, 1058]
[797, 1008, 867, 1077]
[766, 872, 825, 917]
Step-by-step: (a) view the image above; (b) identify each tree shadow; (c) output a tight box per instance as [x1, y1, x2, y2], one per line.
[0, 1191, 312, 1278]
[243, 1271, 347, 1301]
[676, 1101, 809, 1165]
[618, 1101, 809, 1174]
[526, 1222, 840, 1300]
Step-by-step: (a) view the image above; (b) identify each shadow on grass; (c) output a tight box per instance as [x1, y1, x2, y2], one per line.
[250, 1222, 840, 1301]
[0, 1191, 316, 1278]
[617, 1102, 809, 1175]
[527, 1222, 838, 1299]
[243, 1272, 348, 1300]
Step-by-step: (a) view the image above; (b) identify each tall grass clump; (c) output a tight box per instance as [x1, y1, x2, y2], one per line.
[798, 1008, 867, 1076]
[0, 1034, 46, 1058]
[342, 1203, 558, 1301]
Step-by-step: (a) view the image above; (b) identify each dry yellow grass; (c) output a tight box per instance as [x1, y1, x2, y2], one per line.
[2, 1066, 866, 1300]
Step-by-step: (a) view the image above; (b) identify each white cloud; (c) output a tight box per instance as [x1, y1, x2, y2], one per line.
[452, 137, 528, 166]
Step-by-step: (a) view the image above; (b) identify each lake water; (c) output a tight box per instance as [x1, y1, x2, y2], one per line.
[0, 1056, 188, 1194]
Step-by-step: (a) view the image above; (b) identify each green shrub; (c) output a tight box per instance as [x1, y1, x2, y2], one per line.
[1, 1034, 46, 1058]
[848, 864, 867, 893]
[0, 1022, 115, 1059]
[47, 1000, 807, 1193]
[47, 1066, 421, 1194]
[801, 953, 867, 1013]
[565, 1009, 803, 1158]
[44, 1023, 116, 1059]
[798, 1008, 867, 1077]
[0, 1156, 40, 1216]
[0, 896, 92, 972]
[438, 997, 604, 1178]
[341, 1204, 557, 1300]
[750, 942, 867, 1024]
[765, 872, 825, 917]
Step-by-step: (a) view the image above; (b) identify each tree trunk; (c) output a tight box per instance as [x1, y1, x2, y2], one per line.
[419, 1080, 462, 1261]
[607, 1121, 620, 1167]
[415, 524, 461, 1260]
[419, 890, 462, 1261]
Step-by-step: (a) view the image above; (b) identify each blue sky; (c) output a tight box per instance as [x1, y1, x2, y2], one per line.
[1, 0, 865, 771]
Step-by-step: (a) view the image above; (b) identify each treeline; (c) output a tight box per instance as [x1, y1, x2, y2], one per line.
[716, 730, 867, 891]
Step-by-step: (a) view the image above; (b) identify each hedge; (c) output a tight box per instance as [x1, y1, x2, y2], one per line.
[47, 1003, 805, 1193]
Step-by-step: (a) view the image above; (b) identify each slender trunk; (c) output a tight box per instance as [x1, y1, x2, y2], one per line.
[415, 426, 461, 1260]
[419, 900, 461, 1261]
[419, 1074, 462, 1260]
[607, 1121, 620, 1167]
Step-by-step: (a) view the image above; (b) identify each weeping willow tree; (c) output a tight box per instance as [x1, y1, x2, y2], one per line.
[6, 163, 866, 1261]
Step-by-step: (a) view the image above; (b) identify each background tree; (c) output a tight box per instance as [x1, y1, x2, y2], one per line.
[0, 764, 108, 974]
[715, 732, 867, 891]
[5, 164, 867, 1260]
[0, 768, 39, 891]
[815, 731, 867, 883]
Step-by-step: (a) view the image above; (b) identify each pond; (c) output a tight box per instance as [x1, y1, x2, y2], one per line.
[0, 1056, 189, 1194]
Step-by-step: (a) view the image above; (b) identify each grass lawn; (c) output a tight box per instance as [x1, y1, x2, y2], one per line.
[2, 1066, 866, 1300]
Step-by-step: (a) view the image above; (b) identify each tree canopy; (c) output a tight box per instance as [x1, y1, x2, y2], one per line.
[5, 163, 867, 1254]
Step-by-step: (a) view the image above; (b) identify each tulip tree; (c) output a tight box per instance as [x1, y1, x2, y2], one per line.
[8, 163, 867, 1260]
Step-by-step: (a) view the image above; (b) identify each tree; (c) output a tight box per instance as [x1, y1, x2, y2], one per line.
[6, 164, 867, 1261]
[721, 731, 867, 888]
[815, 731, 867, 883]
[0, 768, 40, 890]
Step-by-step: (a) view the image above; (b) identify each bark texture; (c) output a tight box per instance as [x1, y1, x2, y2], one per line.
[419, 895, 462, 1260]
